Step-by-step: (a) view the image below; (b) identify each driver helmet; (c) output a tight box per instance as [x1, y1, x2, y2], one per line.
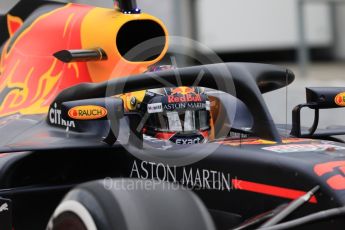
[120, 65, 212, 144]
[141, 86, 211, 144]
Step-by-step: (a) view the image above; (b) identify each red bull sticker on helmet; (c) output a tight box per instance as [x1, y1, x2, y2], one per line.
[170, 87, 195, 95]
[167, 94, 202, 103]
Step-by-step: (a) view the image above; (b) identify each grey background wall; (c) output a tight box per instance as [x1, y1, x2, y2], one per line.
[67, 0, 345, 60]
[335, 5, 345, 59]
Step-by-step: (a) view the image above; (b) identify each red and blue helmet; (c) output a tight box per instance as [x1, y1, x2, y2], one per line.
[141, 86, 211, 144]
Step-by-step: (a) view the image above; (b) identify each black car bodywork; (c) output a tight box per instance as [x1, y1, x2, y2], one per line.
[0, 63, 344, 229]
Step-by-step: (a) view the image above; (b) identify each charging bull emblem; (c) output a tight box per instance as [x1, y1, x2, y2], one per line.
[171, 87, 195, 95]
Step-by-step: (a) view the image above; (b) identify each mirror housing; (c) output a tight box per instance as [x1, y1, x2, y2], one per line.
[60, 98, 143, 147]
[291, 87, 345, 137]
[60, 98, 125, 145]
[306, 87, 345, 109]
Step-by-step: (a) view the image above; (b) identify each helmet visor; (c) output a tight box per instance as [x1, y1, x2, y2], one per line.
[147, 110, 210, 133]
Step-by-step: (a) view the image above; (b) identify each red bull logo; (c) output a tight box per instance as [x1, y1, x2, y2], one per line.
[168, 94, 202, 103]
[335, 92, 345, 106]
[168, 87, 202, 103]
[171, 87, 195, 95]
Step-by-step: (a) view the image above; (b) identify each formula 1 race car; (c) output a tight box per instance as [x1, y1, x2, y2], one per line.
[0, 0, 345, 230]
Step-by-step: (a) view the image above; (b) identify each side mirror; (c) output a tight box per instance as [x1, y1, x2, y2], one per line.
[291, 87, 345, 137]
[306, 87, 345, 108]
[61, 98, 124, 144]
[60, 98, 143, 147]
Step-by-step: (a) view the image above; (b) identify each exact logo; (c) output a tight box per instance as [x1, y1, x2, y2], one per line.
[170, 134, 206, 145]
[168, 94, 202, 103]
[68, 105, 107, 120]
[175, 138, 202, 145]
[335, 92, 345, 106]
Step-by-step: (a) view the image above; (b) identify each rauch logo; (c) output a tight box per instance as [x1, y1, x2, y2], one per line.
[68, 105, 107, 120]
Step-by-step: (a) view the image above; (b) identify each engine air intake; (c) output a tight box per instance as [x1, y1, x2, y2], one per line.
[116, 20, 166, 62]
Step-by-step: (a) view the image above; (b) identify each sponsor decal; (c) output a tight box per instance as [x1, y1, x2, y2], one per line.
[206, 101, 210, 111]
[263, 143, 345, 153]
[147, 103, 163, 114]
[219, 138, 276, 146]
[168, 94, 202, 103]
[170, 133, 206, 145]
[175, 138, 203, 145]
[0, 203, 8, 213]
[0, 198, 11, 230]
[164, 102, 207, 111]
[335, 92, 345, 106]
[129, 160, 234, 191]
[171, 87, 195, 95]
[128, 160, 318, 203]
[68, 105, 107, 120]
[49, 103, 75, 128]
[314, 161, 345, 190]
[282, 138, 310, 144]
[218, 138, 307, 147]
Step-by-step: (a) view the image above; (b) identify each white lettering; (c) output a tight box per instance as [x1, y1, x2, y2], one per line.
[49, 103, 75, 128]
